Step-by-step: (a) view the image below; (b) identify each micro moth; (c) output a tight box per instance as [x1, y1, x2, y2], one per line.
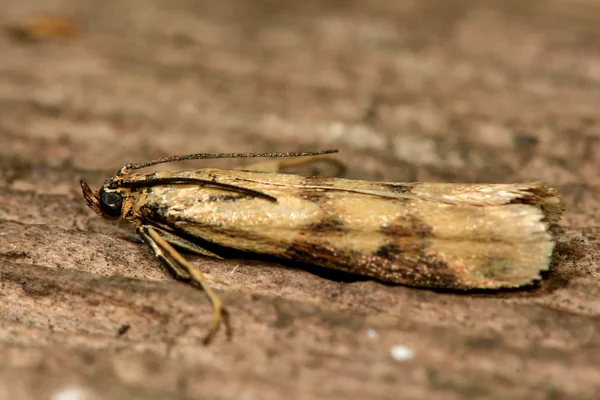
[80, 150, 563, 343]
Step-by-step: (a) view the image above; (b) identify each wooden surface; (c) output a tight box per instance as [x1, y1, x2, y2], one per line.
[0, 1, 599, 399]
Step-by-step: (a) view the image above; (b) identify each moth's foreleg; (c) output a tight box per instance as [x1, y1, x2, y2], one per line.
[137, 226, 191, 281]
[237, 155, 346, 176]
[137, 225, 229, 344]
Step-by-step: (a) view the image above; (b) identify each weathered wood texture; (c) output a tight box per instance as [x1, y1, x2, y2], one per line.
[0, 0, 599, 399]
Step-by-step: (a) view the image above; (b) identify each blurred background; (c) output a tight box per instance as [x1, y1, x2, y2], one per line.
[2, 0, 598, 187]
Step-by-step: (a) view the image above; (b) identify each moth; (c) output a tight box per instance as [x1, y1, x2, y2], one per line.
[80, 150, 563, 343]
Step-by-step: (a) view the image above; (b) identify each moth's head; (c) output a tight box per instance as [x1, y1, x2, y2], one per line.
[80, 180, 125, 220]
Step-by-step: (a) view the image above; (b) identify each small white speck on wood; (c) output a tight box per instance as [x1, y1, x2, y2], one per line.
[390, 345, 414, 361]
[52, 386, 97, 400]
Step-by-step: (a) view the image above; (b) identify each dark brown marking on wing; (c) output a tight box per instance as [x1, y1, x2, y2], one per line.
[280, 228, 481, 289]
[302, 217, 346, 234]
[298, 189, 328, 204]
[364, 244, 463, 288]
[381, 183, 416, 194]
[414, 252, 463, 288]
[301, 175, 335, 187]
[140, 202, 175, 224]
[203, 194, 253, 203]
[374, 243, 402, 259]
[379, 216, 434, 238]
[371, 239, 426, 264]
[283, 241, 358, 273]
[284, 237, 464, 288]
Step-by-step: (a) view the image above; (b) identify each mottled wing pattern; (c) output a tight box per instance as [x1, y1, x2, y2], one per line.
[124, 169, 563, 289]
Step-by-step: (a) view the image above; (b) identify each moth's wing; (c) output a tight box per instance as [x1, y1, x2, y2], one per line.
[129, 170, 562, 290]
[269, 177, 563, 289]
[320, 180, 563, 224]
[403, 182, 563, 224]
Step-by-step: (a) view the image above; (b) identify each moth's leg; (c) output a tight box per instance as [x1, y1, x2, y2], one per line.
[137, 225, 229, 344]
[237, 155, 346, 176]
[137, 226, 191, 281]
[139, 227, 223, 280]
[158, 230, 224, 260]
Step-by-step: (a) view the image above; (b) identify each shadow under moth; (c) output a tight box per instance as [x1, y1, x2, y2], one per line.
[80, 150, 563, 343]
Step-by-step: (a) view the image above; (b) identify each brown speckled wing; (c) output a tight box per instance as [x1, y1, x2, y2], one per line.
[125, 169, 563, 290]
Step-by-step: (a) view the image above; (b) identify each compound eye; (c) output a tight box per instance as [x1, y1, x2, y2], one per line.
[99, 188, 123, 218]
